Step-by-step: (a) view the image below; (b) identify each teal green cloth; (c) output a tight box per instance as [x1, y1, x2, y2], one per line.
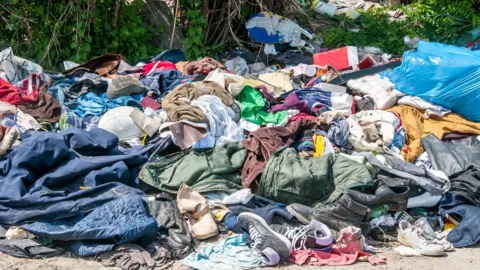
[236, 85, 288, 125]
[139, 142, 246, 194]
[182, 233, 267, 269]
[259, 147, 374, 207]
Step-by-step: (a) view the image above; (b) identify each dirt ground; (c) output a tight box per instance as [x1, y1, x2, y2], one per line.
[0, 244, 479, 270]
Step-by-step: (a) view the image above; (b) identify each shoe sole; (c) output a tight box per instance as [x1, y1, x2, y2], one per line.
[286, 205, 311, 225]
[238, 212, 293, 252]
[397, 237, 445, 257]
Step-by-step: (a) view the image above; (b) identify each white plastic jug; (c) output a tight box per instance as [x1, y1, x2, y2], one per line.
[312, 0, 337, 17]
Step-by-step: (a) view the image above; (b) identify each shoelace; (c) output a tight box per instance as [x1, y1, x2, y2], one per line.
[282, 225, 310, 250]
[246, 225, 268, 263]
[248, 225, 263, 250]
[411, 226, 431, 246]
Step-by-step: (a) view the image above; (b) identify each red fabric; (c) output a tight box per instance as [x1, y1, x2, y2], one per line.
[287, 248, 370, 266]
[0, 76, 39, 105]
[288, 112, 317, 123]
[143, 61, 176, 76]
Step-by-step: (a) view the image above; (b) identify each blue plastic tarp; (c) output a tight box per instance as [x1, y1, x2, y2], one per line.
[383, 41, 480, 122]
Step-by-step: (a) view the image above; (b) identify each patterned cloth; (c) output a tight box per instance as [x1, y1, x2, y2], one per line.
[0, 47, 49, 84]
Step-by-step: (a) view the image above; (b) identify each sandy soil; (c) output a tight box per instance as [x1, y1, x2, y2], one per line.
[0, 244, 479, 270]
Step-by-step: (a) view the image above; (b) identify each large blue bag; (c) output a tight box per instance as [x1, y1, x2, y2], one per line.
[383, 41, 480, 122]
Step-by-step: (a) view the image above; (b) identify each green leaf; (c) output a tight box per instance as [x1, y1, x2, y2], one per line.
[83, 43, 91, 53]
[70, 42, 77, 49]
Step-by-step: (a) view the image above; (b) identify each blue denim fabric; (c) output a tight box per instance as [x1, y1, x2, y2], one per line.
[0, 128, 169, 225]
[68, 92, 142, 117]
[440, 193, 480, 247]
[22, 195, 157, 257]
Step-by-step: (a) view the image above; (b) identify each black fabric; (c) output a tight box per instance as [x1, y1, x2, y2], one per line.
[421, 134, 480, 177]
[354, 152, 447, 196]
[422, 134, 480, 206]
[0, 238, 67, 258]
[146, 201, 192, 249]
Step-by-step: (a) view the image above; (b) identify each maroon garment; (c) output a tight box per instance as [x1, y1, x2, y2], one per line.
[17, 82, 61, 123]
[241, 118, 316, 189]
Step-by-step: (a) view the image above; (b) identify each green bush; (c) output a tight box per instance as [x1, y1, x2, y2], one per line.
[321, 0, 480, 55]
[0, 0, 158, 70]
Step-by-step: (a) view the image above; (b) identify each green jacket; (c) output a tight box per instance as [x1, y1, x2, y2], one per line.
[139, 142, 247, 194]
[236, 85, 287, 125]
[259, 147, 374, 207]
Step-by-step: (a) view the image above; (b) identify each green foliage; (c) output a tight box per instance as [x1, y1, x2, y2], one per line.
[0, 0, 158, 70]
[321, 0, 480, 55]
[182, 9, 208, 60]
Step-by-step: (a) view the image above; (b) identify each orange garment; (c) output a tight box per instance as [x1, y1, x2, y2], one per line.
[388, 105, 480, 162]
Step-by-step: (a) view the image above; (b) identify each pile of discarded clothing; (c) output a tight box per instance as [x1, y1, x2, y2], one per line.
[1, 38, 480, 269]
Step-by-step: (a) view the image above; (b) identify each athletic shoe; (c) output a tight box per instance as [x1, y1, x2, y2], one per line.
[397, 220, 445, 256]
[237, 212, 292, 265]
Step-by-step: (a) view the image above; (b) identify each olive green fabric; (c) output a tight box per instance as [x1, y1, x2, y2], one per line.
[236, 85, 288, 125]
[259, 147, 374, 207]
[139, 142, 247, 194]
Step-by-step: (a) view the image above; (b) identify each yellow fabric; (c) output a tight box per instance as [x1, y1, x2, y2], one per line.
[388, 105, 480, 162]
[313, 134, 325, 157]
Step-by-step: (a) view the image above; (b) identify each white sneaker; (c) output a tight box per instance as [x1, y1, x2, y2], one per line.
[397, 220, 445, 256]
[415, 218, 454, 252]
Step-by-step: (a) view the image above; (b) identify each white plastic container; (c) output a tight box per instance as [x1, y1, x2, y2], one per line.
[312, 0, 337, 17]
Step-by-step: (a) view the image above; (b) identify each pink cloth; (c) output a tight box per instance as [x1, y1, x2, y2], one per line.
[334, 226, 364, 253]
[287, 248, 369, 266]
[288, 112, 317, 123]
[287, 248, 386, 266]
[288, 227, 387, 266]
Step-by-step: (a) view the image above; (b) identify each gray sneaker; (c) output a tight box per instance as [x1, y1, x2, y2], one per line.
[238, 213, 292, 265]
[270, 220, 334, 251]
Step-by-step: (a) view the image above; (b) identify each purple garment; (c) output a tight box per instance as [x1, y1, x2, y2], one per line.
[442, 133, 476, 141]
[255, 85, 275, 103]
[270, 93, 310, 113]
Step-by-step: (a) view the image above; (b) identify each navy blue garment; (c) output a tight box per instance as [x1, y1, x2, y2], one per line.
[222, 194, 291, 233]
[439, 193, 480, 247]
[22, 195, 157, 256]
[141, 70, 186, 97]
[0, 128, 152, 225]
[152, 49, 186, 63]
